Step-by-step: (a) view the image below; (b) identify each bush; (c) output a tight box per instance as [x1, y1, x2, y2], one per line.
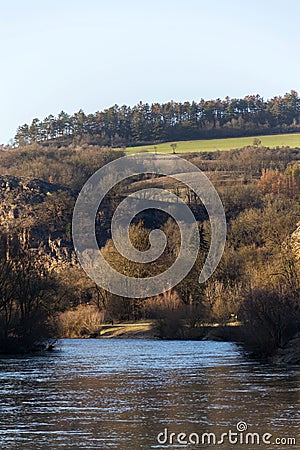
[0, 244, 59, 354]
[143, 290, 186, 339]
[57, 304, 105, 338]
[204, 280, 242, 325]
[240, 287, 300, 356]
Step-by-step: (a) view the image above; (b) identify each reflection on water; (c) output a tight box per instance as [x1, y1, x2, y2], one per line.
[0, 339, 299, 449]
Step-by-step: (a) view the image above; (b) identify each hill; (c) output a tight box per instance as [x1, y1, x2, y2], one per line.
[0, 142, 299, 358]
[124, 133, 300, 154]
[13, 91, 300, 148]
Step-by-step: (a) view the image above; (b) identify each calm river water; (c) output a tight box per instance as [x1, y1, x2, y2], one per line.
[0, 339, 299, 449]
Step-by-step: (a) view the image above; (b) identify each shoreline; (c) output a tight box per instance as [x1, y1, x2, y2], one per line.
[61, 323, 300, 366]
[70, 321, 242, 341]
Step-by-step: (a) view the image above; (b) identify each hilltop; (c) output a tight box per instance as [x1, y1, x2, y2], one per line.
[13, 91, 300, 149]
[124, 133, 300, 154]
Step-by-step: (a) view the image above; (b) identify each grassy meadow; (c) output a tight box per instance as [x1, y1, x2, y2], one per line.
[124, 133, 300, 154]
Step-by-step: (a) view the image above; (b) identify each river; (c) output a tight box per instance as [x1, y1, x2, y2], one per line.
[0, 339, 299, 449]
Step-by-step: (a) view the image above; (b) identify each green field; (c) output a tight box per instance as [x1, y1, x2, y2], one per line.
[124, 133, 300, 154]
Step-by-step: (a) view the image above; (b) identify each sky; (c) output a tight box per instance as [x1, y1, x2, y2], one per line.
[1, 0, 300, 144]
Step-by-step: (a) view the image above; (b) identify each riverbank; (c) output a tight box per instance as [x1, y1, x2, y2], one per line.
[1, 322, 299, 364]
[81, 321, 300, 365]
[93, 322, 158, 339]
[83, 321, 242, 341]
[272, 332, 300, 365]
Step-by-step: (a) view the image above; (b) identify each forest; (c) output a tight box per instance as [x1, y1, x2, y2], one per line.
[0, 140, 299, 360]
[13, 90, 300, 147]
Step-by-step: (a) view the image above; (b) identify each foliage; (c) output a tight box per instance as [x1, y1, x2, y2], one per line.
[0, 140, 299, 355]
[13, 91, 300, 147]
[57, 304, 105, 338]
[0, 144, 124, 191]
[0, 238, 60, 353]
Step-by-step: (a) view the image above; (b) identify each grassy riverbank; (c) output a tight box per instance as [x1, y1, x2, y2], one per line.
[97, 322, 156, 339]
[71, 320, 243, 341]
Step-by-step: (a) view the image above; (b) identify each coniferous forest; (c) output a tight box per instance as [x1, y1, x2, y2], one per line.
[14, 91, 300, 147]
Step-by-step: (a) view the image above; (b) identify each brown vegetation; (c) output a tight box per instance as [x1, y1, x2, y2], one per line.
[0, 142, 299, 358]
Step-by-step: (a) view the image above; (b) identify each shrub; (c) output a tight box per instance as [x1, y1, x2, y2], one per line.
[240, 287, 300, 356]
[57, 304, 105, 338]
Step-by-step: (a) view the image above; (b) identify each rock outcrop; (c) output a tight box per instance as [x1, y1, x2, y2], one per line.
[291, 224, 300, 261]
[0, 175, 76, 271]
[0, 175, 70, 224]
[272, 333, 300, 365]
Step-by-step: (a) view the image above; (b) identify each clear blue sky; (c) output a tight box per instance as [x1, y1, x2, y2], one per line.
[1, 0, 300, 144]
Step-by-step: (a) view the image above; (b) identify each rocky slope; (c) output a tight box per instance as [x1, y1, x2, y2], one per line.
[291, 223, 300, 260]
[272, 333, 300, 365]
[0, 175, 66, 220]
[0, 174, 76, 271]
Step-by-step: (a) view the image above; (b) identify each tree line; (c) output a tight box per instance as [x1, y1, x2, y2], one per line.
[14, 91, 300, 147]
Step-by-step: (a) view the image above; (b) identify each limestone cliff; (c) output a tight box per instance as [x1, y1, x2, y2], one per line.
[0, 175, 76, 271]
[291, 224, 300, 261]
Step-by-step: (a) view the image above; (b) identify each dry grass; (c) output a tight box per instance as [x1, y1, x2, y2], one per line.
[58, 304, 105, 338]
[99, 322, 154, 338]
